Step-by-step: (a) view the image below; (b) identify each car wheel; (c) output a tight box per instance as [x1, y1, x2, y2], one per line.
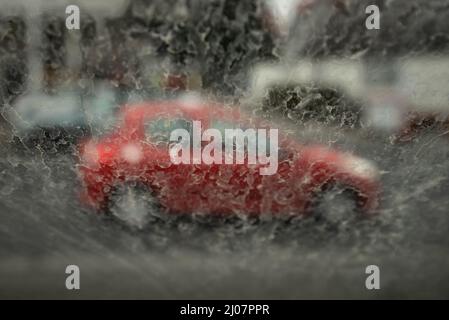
[310, 183, 362, 225]
[107, 181, 162, 229]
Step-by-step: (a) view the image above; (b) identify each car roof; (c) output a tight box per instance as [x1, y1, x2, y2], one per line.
[120, 94, 245, 125]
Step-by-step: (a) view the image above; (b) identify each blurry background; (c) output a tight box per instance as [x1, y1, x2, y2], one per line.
[0, 0, 449, 299]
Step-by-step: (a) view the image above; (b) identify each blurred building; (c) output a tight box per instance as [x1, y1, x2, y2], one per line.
[0, 0, 129, 97]
[248, 0, 449, 135]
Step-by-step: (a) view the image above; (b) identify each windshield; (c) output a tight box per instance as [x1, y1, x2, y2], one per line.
[1, 0, 449, 301]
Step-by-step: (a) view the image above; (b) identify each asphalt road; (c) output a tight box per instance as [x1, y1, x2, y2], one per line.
[0, 127, 449, 299]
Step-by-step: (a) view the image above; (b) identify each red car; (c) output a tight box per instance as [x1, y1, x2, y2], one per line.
[78, 95, 380, 228]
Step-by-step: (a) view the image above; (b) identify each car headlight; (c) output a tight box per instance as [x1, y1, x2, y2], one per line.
[121, 143, 143, 164]
[82, 141, 99, 166]
[343, 156, 379, 180]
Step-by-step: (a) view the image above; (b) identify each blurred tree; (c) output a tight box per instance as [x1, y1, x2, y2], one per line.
[0, 16, 27, 105]
[289, 0, 449, 60]
[120, 0, 279, 96]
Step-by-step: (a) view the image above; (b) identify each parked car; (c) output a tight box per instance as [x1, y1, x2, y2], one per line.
[246, 56, 449, 141]
[389, 57, 449, 142]
[78, 94, 380, 228]
[5, 82, 140, 151]
[279, 0, 449, 141]
[244, 59, 364, 129]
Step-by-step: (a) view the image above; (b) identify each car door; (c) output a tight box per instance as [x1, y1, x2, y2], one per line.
[199, 118, 265, 215]
[208, 116, 304, 216]
[140, 114, 207, 213]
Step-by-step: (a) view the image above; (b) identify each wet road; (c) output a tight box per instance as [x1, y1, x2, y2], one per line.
[0, 128, 449, 299]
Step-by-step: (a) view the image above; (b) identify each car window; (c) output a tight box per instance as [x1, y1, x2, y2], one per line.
[209, 120, 240, 137]
[209, 119, 260, 154]
[144, 117, 192, 146]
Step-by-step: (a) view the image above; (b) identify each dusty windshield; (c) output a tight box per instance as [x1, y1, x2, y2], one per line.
[1, 0, 449, 301]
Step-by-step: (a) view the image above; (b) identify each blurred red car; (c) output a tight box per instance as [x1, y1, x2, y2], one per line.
[78, 95, 380, 227]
